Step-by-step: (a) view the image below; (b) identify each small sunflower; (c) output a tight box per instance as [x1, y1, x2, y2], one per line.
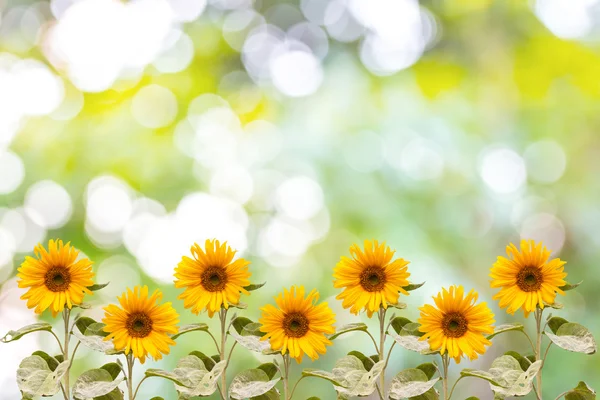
[259, 286, 335, 363]
[17, 239, 94, 317]
[490, 239, 567, 316]
[174, 239, 251, 317]
[333, 240, 410, 317]
[102, 286, 179, 363]
[419, 286, 494, 363]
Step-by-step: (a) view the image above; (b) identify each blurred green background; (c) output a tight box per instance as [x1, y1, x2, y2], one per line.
[0, 0, 599, 398]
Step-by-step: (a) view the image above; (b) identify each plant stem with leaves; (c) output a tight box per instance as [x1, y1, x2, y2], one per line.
[62, 309, 71, 400]
[377, 308, 387, 399]
[219, 308, 229, 399]
[534, 309, 544, 400]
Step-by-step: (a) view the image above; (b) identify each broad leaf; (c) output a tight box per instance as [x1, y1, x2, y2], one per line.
[544, 301, 564, 310]
[559, 281, 583, 292]
[84, 322, 109, 337]
[173, 356, 227, 398]
[231, 302, 248, 310]
[416, 363, 437, 380]
[388, 302, 407, 310]
[230, 329, 278, 354]
[232, 316, 253, 334]
[72, 368, 125, 399]
[301, 370, 344, 386]
[388, 328, 431, 354]
[347, 351, 375, 371]
[388, 368, 439, 400]
[242, 322, 264, 337]
[257, 363, 278, 380]
[327, 323, 368, 340]
[564, 381, 596, 400]
[229, 369, 280, 399]
[189, 351, 216, 371]
[1, 322, 53, 343]
[461, 355, 542, 398]
[403, 282, 425, 291]
[17, 356, 69, 398]
[100, 362, 123, 380]
[75, 317, 98, 335]
[171, 323, 209, 340]
[244, 282, 266, 291]
[332, 355, 385, 397]
[31, 351, 59, 372]
[545, 322, 597, 354]
[87, 282, 110, 291]
[547, 317, 569, 334]
[73, 328, 120, 354]
[145, 369, 188, 386]
[486, 323, 524, 340]
[389, 317, 413, 335]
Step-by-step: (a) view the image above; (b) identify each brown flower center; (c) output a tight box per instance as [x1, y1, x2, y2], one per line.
[442, 312, 468, 338]
[201, 266, 228, 292]
[283, 312, 309, 338]
[516, 266, 543, 292]
[359, 266, 386, 292]
[44, 266, 71, 292]
[126, 312, 153, 338]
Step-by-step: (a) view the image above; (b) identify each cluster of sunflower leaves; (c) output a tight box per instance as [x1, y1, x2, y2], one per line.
[0, 279, 597, 400]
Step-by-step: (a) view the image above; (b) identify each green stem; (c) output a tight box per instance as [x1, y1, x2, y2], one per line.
[132, 376, 148, 400]
[447, 375, 464, 400]
[365, 330, 380, 354]
[282, 354, 291, 400]
[219, 308, 228, 400]
[535, 309, 543, 400]
[378, 308, 386, 397]
[126, 353, 135, 400]
[288, 375, 306, 400]
[384, 341, 396, 368]
[441, 353, 450, 400]
[62, 309, 71, 400]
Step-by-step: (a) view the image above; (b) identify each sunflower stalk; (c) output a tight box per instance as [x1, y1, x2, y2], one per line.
[282, 353, 291, 400]
[219, 308, 229, 399]
[441, 353, 450, 400]
[534, 308, 544, 400]
[377, 308, 387, 398]
[126, 353, 135, 400]
[62, 309, 71, 400]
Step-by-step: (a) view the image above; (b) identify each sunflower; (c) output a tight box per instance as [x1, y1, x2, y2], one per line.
[418, 285, 495, 363]
[333, 240, 410, 317]
[102, 286, 179, 363]
[259, 286, 335, 363]
[490, 239, 567, 316]
[17, 239, 94, 317]
[174, 239, 251, 317]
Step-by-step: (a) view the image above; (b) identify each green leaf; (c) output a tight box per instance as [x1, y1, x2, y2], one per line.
[503, 351, 531, 372]
[170, 323, 209, 340]
[327, 323, 368, 340]
[54, 354, 64, 363]
[75, 317, 98, 335]
[173, 357, 227, 398]
[564, 381, 596, 400]
[85, 322, 109, 337]
[301, 370, 344, 387]
[100, 362, 123, 380]
[31, 351, 59, 372]
[388, 368, 439, 400]
[211, 354, 221, 363]
[72, 368, 125, 399]
[545, 322, 597, 354]
[388, 323, 431, 354]
[87, 282, 110, 291]
[230, 328, 278, 354]
[559, 281, 583, 292]
[189, 351, 217, 371]
[347, 351, 375, 371]
[547, 317, 569, 334]
[390, 317, 413, 335]
[257, 363, 278, 380]
[244, 282, 266, 291]
[73, 327, 119, 354]
[486, 323, 525, 340]
[229, 369, 280, 399]
[416, 363, 437, 380]
[369, 354, 380, 363]
[231, 302, 248, 310]
[465, 397, 480, 400]
[144, 369, 188, 387]
[73, 302, 93, 309]
[544, 301, 564, 310]
[403, 282, 425, 291]
[17, 356, 69, 398]
[461, 355, 542, 397]
[242, 322, 265, 337]
[150, 398, 165, 400]
[232, 316, 254, 334]
[307, 398, 321, 400]
[1, 322, 53, 343]
[332, 356, 386, 398]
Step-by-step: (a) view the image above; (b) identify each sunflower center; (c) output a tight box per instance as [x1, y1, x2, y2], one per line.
[516, 266, 543, 292]
[201, 266, 228, 292]
[126, 312, 153, 338]
[283, 312, 309, 338]
[44, 267, 71, 292]
[442, 312, 468, 338]
[359, 266, 386, 292]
